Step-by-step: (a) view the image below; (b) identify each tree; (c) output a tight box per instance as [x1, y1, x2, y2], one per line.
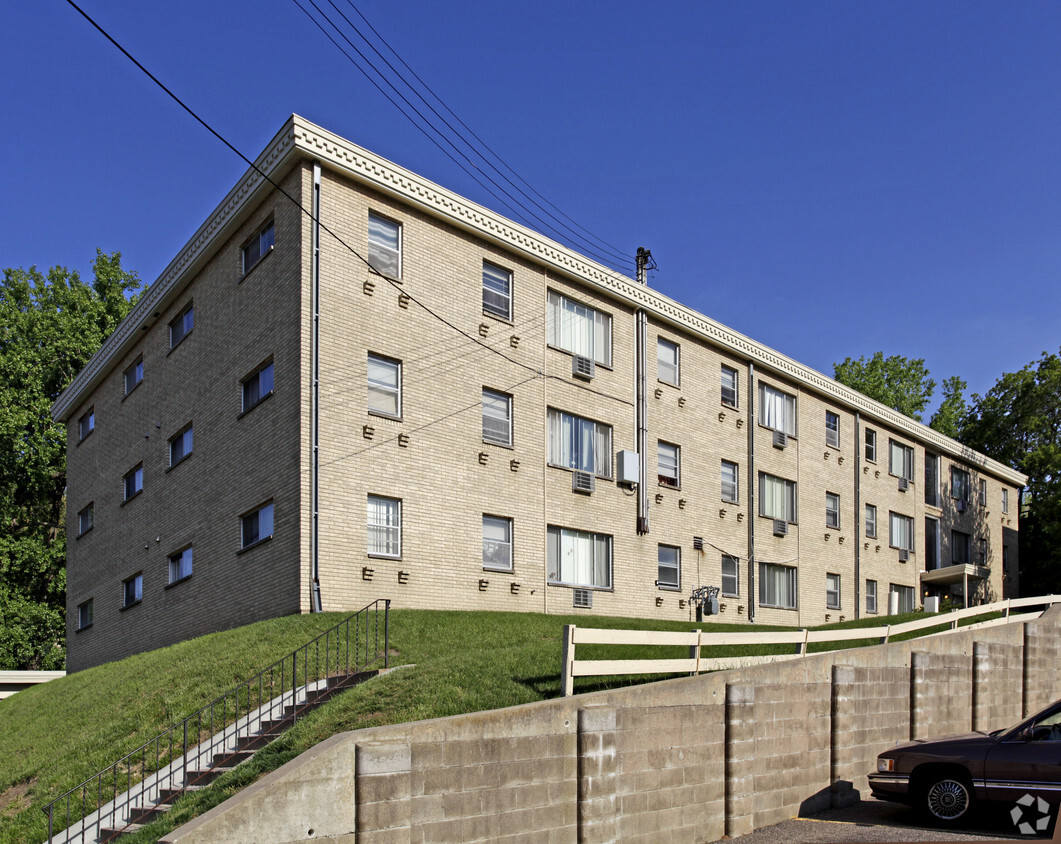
[833, 352, 936, 420]
[961, 350, 1061, 596]
[929, 376, 969, 439]
[0, 251, 143, 669]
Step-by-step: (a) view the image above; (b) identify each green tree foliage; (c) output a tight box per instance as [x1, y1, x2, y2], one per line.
[0, 252, 143, 669]
[833, 352, 936, 420]
[929, 375, 969, 439]
[961, 350, 1061, 595]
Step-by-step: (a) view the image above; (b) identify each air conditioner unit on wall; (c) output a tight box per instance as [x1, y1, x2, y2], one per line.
[773, 430, 788, 449]
[899, 549, 910, 562]
[572, 471, 595, 494]
[773, 519, 788, 537]
[956, 499, 966, 513]
[898, 477, 909, 492]
[572, 355, 595, 381]
[573, 588, 593, 608]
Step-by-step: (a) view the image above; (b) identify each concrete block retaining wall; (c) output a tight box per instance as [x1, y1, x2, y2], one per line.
[162, 608, 1061, 844]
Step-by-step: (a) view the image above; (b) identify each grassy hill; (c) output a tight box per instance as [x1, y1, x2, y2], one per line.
[0, 606, 977, 843]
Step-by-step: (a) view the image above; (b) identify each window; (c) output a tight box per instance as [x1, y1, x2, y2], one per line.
[367, 213, 401, 278]
[890, 583, 915, 614]
[78, 503, 94, 536]
[169, 425, 193, 467]
[367, 354, 401, 418]
[123, 573, 142, 608]
[721, 365, 738, 408]
[657, 545, 680, 589]
[657, 441, 679, 488]
[123, 464, 143, 501]
[978, 537, 987, 565]
[124, 357, 143, 396]
[547, 526, 612, 589]
[722, 555, 739, 597]
[482, 389, 512, 446]
[889, 512, 914, 552]
[825, 411, 840, 448]
[924, 453, 940, 507]
[241, 360, 274, 413]
[1002, 488, 1010, 514]
[482, 261, 512, 320]
[864, 429, 877, 462]
[758, 473, 797, 523]
[657, 338, 679, 386]
[170, 302, 194, 349]
[758, 383, 796, 436]
[825, 492, 840, 529]
[951, 467, 970, 502]
[77, 599, 93, 631]
[978, 479, 987, 507]
[952, 530, 971, 565]
[547, 409, 612, 477]
[367, 495, 400, 558]
[78, 408, 94, 442]
[889, 440, 914, 481]
[482, 515, 512, 571]
[759, 563, 797, 609]
[721, 460, 739, 503]
[826, 573, 841, 609]
[865, 504, 877, 539]
[242, 220, 275, 274]
[168, 547, 193, 583]
[866, 580, 878, 614]
[242, 502, 274, 550]
[546, 291, 612, 366]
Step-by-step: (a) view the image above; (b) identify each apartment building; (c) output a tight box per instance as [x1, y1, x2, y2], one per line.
[54, 115, 1026, 671]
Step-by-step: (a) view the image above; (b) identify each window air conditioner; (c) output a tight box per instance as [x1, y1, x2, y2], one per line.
[956, 499, 966, 513]
[898, 477, 909, 492]
[572, 470, 595, 494]
[772, 430, 788, 449]
[573, 588, 593, 608]
[899, 549, 910, 562]
[572, 355, 595, 381]
[773, 519, 788, 537]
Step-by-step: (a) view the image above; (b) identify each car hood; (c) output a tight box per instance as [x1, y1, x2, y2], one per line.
[888, 732, 994, 753]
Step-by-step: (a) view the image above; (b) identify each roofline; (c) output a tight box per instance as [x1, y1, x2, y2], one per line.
[52, 115, 1027, 488]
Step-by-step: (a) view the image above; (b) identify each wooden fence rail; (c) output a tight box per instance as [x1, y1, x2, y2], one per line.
[560, 594, 1061, 696]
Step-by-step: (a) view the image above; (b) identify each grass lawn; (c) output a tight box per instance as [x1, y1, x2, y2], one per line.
[0, 605, 1004, 843]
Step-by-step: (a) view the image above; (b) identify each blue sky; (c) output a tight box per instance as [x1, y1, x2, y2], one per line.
[4, 2, 1060, 413]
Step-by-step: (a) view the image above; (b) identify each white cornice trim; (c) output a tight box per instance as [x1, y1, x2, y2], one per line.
[53, 115, 1026, 488]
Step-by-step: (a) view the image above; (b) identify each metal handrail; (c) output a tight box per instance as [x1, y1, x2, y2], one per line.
[44, 599, 390, 842]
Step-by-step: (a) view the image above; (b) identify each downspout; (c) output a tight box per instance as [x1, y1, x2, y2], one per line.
[747, 362, 756, 623]
[310, 162, 322, 612]
[635, 248, 651, 534]
[854, 412, 861, 619]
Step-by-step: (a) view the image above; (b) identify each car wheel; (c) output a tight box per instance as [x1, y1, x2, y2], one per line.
[921, 773, 974, 824]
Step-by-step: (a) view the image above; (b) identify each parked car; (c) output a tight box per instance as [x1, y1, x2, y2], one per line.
[869, 698, 1061, 825]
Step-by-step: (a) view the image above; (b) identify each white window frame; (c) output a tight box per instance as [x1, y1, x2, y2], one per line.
[864, 428, 877, 463]
[547, 408, 612, 478]
[123, 464, 143, 502]
[78, 503, 94, 536]
[168, 547, 193, 584]
[759, 563, 797, 609]
[546, 525, 612, 589]
[721, 460, 739, 503]
[722, 554, 739, 597]
[758, 472, 797, 523]
[124, 357, 143, 396]
[482, 261, 512, 321]
[241, 502, 274, 550]
[78, 407, 94, 442]
[865, 503, 877, 539]
[242, 220, 275, 274]
[1002, 488, 1010, 514]
[758, 383, 796, 436]
[657, 545, 681, 590]
[77, 599, 93, 630]
[952, 530, 971, 565]
[889, 440, 914, 482]
[657, 338, 679, 386]
[367, 495, 401, 559]
[889, 511, 914, 552]
[169, 301, 194, 349]
[546, 290, 612, 367]
[721, 365, 739, 408]
[367, 353, 402, 418]
[368, 213, 401, 279]
[866, 579, 878, 614]
[825, 411, 840, 449]
[482, 389, 512, 446]
[826, 573, 841, 610]
[890, 583, 916, 614]
[123, 573, 143, 608]
[978, 478, 987, 507]
[657, 441, 679, 488]
[825, 492, 840, 529]
[482, 515, 513, 572]
[241, 360, 274, 413]
[169, 425, 193, 468]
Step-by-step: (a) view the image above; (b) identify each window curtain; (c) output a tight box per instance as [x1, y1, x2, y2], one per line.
[548, 410, 611, 476]
[759, 474, 794, 521]
[547, 527, 610, 588]
[890, 512, 912, 551]
[759, 563, 795, 608]
[758, 384, 795, 435]
[547, 292, 611, 366]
